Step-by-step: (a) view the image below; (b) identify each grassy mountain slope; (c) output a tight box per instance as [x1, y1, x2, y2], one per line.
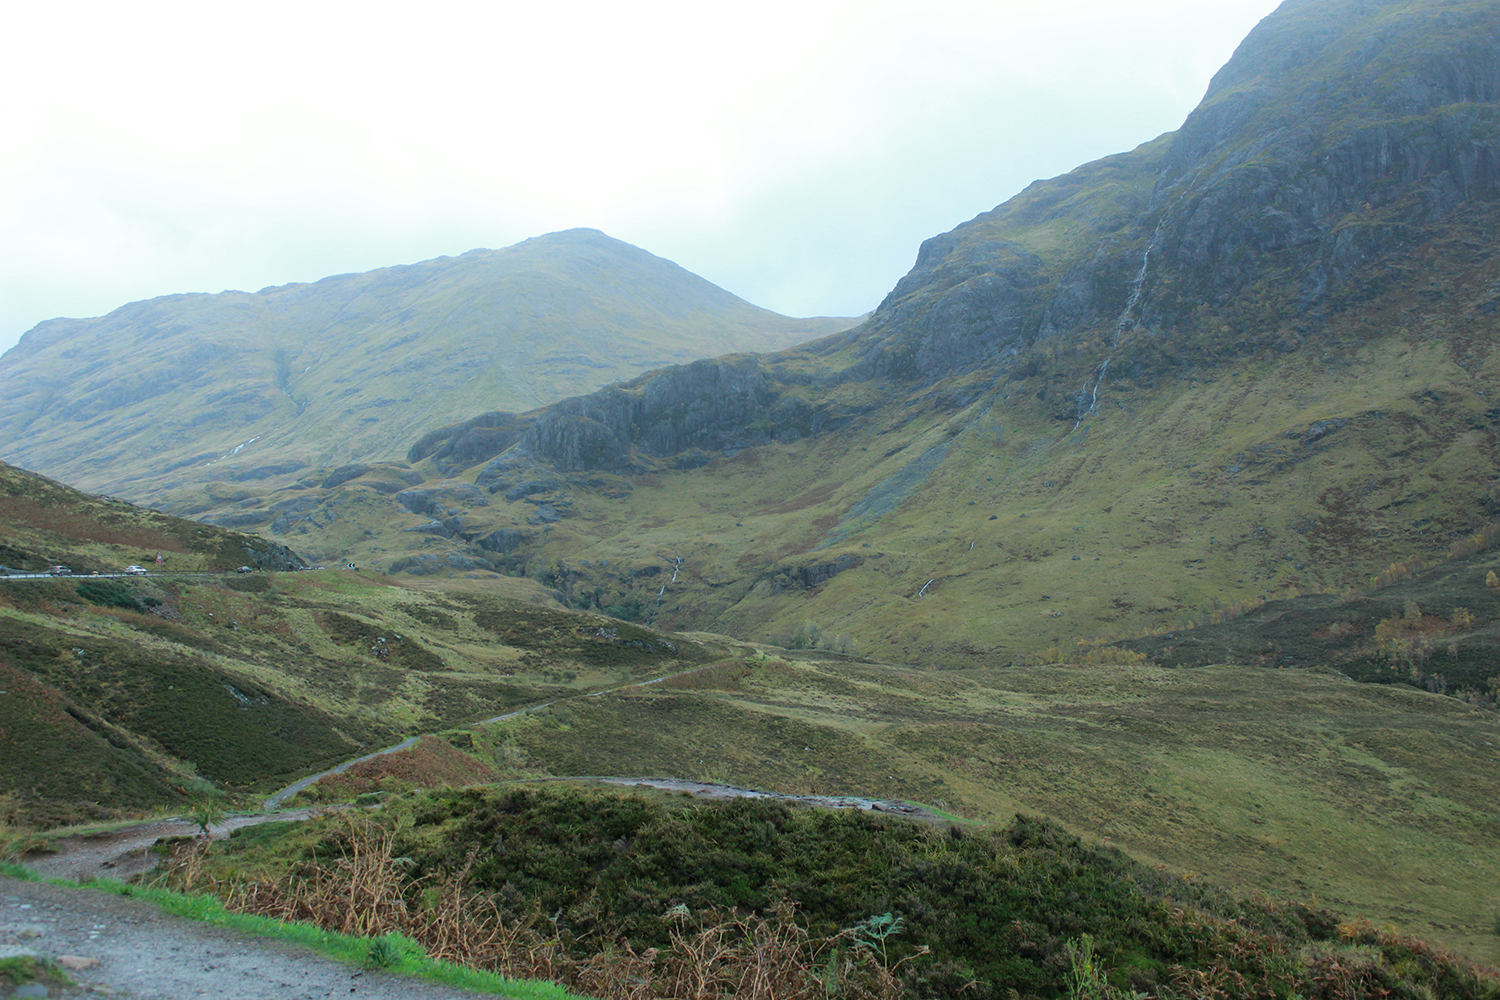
[195, 0, 1500, 670]
[4, 476, 1497, 979]
[0, 462, 742, 825]
[192, 293, 1500, 673]
[0, 229, 857, 508]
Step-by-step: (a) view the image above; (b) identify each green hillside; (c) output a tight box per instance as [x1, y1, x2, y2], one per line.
[0, 461, 742, 826]
[153, 628, 1500, 984]
[177, 0, 1500, 671]
[5, 1, 1500, 991]
[2, 466, 1498, 987]
[0, 229, 857, 509]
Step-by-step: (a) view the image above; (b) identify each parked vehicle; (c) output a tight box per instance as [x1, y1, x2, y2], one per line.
[125, 565, 147, 575]
[236, 565, 254, 574]
[50, 565, 71, 575]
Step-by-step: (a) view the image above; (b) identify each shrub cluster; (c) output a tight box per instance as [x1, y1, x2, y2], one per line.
[75, 580, 143, 610]
[182, 787, 1500, 1000]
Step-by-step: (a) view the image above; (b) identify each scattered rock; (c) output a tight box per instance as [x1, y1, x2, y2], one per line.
[476, 529, 528, 554]
[56, 955, 99, 970]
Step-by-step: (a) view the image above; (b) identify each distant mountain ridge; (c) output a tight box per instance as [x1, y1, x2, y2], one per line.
[6, 0, 1500, 671]
[329, 0, 1500, 667]
[427, 0, 1500, 479]
[0, 229, 858, 507]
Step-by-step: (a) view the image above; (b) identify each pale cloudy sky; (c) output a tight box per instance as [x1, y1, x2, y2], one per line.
[0, 0, 1281, 355]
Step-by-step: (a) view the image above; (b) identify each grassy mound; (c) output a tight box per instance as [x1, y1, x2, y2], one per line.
[184, 786, 1500, 1000]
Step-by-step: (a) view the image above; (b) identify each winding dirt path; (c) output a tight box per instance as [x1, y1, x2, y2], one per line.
[261, 658, 739, 810]
[594, 778, 941, 820]
[20, 810, 322, 885]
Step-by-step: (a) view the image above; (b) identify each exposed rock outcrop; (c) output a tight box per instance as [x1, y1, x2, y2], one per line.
[418, 355, 866, 477]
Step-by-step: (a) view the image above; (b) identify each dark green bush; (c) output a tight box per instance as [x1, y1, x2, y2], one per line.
[389, 788, 1359, 999]
[76, 580, 141, 610]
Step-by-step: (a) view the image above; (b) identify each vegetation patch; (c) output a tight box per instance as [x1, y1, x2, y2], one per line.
[0, 660, 186, 827]
[75, 579, 145, 610]
[471, 600, 712, 671]
[1115, 546, 1500, 697]
[175, 790, 1500, 1000]
[299, 736, 501, 802]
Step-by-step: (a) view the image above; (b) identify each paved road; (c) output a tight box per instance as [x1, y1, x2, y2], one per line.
[0, 570, 253, 582]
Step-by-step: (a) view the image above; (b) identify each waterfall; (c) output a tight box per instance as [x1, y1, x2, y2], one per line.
[656, 556, 684, 607]
[1072, 217, 1167, 431]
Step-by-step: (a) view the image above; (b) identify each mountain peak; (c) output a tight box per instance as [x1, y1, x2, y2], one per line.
[0, 232, 859, 503]
[526, 227, 619, 245]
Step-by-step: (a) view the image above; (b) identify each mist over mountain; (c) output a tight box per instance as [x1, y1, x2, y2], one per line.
[7, 0, 1500, 976]
[4, 0, 1499, 670]
[0, 229, 857, 507]
[366, 0, 1500, 666]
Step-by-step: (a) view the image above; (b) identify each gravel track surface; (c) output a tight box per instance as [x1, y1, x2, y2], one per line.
[0, 876, 504, 999]
[19, 813, 321, 886]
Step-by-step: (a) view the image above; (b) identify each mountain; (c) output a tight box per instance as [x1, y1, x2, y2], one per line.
[296, 0, 1500, 670]
[0, 229, 858, 508]
[8, 0, 1500, 675]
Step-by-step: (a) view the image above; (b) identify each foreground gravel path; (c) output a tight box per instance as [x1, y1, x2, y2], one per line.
[0, 877, 507, 1000]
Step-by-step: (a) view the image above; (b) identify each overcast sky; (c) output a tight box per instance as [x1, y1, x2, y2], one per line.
[1, 0, 1282, 356]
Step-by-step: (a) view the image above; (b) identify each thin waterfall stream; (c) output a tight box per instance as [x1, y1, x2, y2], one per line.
[1072, 218, 1167, 431]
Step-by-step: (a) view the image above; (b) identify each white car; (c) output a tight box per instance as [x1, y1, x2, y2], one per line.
[124, 565, 147, 575]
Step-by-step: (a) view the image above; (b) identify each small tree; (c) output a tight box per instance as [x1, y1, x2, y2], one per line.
[188, 799, 226, 840]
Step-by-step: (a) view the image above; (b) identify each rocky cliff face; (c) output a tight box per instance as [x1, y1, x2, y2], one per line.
[850, 0, 1500, 389]
[441, 0, 1499, 480]
[1144, 0, 1500, 325]
[411, 349, 877, 478]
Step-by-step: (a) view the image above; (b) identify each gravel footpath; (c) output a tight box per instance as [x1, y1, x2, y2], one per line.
[0, 876, 510, 1000]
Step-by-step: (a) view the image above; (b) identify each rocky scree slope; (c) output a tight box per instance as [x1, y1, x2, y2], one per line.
[0, 229, 856, 509]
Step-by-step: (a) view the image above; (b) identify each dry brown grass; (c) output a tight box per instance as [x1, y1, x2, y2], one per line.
[1209, 596, 1266, 625]
[1371, 556, 1436, 591]
[1448, 522, 1500, 561]
[169, 814, 912, 1000]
